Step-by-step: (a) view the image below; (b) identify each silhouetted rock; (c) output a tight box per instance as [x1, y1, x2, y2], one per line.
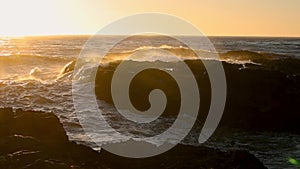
[95, 58, 300, 134]
[0, 108, 267, 169]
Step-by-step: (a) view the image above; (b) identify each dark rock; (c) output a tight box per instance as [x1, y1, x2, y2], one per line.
[99, 144, 267, 169]
[0, 108, 14, 137]
[0, 108, 267, 169]
[94, 59, 300, 134]
[12, 109, 69, 143]
[219, 60, 300, 133]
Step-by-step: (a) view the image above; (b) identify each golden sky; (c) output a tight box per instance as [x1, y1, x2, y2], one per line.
[0, 0, 299, 37]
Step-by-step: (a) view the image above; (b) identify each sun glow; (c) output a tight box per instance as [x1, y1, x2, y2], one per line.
[0, 0, 100, 36]
[0, 0, 299, 37]
[0, 1, 57, 36]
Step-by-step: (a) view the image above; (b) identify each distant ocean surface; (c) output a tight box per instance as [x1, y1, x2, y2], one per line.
[0, 36, 299, 168]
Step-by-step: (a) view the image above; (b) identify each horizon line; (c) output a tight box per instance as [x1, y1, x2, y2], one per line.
[1, 34, 299, 38]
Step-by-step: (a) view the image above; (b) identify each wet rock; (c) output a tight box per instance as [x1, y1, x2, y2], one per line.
[0, 108, 267, 169]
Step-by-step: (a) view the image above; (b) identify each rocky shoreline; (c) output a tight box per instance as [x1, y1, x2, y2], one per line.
[0, 108, 267, 169]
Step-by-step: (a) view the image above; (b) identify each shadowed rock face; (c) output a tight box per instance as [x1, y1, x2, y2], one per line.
[95, 58, 300, 134]
[0, 108, 267, 169]
[0, 108, 102, 169]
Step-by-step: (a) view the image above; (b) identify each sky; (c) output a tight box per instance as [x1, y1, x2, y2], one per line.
[0, 0, 299, 37]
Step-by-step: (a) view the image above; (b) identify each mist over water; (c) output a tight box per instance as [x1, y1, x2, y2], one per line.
[0, 35, 300, 168]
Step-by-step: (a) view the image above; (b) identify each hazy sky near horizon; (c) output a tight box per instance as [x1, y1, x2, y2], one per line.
[0, 0, 299, 36]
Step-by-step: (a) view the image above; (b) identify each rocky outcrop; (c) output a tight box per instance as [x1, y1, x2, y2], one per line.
[0, 108, 267, 169]
[95, 59, 300, 134]
[0, 108, 102, 169]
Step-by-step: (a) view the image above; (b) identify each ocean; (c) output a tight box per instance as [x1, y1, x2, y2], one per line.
[0, 35, 299, 168]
